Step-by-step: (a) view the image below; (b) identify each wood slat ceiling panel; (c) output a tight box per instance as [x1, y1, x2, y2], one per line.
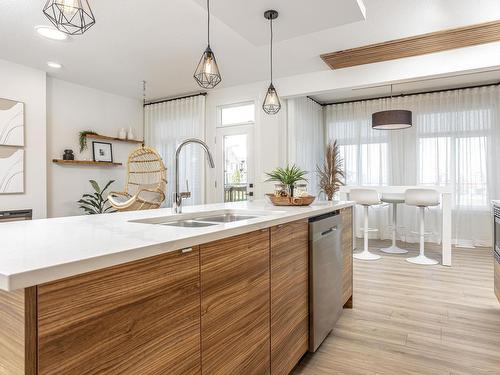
[321, 20, 500, 69]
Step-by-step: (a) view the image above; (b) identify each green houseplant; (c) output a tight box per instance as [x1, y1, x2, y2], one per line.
[265, 164, 308, 197]
[79, 130, 98, 153]
[78, 180, 116, 215]
[316, 140, 345, 201]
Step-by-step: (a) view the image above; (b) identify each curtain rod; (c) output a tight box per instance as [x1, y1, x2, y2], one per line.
[321, 81, 500, 107]
[306, 96, 323, 106]
[144, 92, 207, 107]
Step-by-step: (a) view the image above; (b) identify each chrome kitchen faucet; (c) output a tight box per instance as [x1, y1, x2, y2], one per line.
[173, 138, 215, 213]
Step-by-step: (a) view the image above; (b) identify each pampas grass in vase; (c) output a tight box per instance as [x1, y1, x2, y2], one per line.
[316, 140, 345, 201]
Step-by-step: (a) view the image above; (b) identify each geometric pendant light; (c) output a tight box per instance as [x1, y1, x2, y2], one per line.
[372, 85, 412, 130]
[262, 10, 281, 115]
[43, 0, 96, 35]
[194, 0, 222, 89]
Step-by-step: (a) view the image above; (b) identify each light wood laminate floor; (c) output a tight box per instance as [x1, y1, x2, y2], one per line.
[294, 240, 500, 375]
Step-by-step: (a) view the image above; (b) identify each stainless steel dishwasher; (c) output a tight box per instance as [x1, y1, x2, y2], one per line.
[309, 210, 343, 352]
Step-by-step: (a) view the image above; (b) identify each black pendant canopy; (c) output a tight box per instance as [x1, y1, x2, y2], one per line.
[372, 110, 412, 130]
[262, 10, 281, 115]
[194, 0, 222, 89]
[372, 85, 412, 130]
[43, 0, 95, 35]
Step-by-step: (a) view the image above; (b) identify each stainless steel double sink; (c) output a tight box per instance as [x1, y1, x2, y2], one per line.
[129, 210, 280, 228]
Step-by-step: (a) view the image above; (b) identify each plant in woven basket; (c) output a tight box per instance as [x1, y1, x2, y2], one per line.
[79, 130, 98, 153]
[78, 180, 116, 215]
[265, 164, 308, 197]
[317, 140, 345, 201]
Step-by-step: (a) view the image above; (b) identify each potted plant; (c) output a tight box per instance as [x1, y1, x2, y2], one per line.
[78, 180, 116, 214]
[79, 130, 98, 153]
[316, 140, 345, 201]
[265, 164, 308, 197]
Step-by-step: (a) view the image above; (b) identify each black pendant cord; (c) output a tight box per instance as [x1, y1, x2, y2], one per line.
[270, 17, 273, 84]
[207, 0, 210, 46]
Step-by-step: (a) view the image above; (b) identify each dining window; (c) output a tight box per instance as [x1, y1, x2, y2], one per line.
[338, 142, 388, 186]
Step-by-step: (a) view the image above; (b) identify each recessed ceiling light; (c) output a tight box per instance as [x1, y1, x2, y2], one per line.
[47, 61, 63, 69]
[35, 25, 68, 41]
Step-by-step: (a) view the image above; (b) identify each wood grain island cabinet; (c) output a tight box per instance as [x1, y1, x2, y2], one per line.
[495, 257, 500, 302]
[200, 229, 271, 374]
[341, 206, 354, 308]
[0, 214, 354, 375]
[270, 220, 309, 375]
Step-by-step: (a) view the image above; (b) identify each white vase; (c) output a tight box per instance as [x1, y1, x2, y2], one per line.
[127, 128, 135, 140]
[118, 128, 127, 139]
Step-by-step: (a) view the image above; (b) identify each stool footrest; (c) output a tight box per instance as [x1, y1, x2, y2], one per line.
[409, 230, 433, 236]
[360, 228, 379, 233]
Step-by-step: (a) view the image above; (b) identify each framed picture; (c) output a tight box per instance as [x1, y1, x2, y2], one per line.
[92, 141, 113, 163]
[0, 98, 24, 146]
[0, 149, 24, 194]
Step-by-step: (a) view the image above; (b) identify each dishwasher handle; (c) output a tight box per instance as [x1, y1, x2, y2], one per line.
[312, 225, 339, 242]
[321, 226, 338, 237]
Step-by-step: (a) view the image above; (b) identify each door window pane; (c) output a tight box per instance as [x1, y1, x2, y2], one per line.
[224, 134, 248, 202]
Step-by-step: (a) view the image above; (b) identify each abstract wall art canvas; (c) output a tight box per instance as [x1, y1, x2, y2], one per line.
[0, 98, 24, 146]
[0, 149, 24, 193]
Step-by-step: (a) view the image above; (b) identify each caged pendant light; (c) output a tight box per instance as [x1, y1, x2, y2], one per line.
[194, 0, 222, 89]
[43, 0, 96, 35]
[262, 10, 281, 115]
[372, 85, 412, 130]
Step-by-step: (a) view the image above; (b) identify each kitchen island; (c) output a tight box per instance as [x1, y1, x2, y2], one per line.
[0, 200, 354, 375]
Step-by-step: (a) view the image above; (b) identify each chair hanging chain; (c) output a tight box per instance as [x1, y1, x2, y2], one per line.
[142, 80, 146, 146]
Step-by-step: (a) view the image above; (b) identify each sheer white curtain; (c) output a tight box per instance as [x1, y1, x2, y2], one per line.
[287, 97, 325, 196]
[326, 85, 500, 247]
[145, 95, 206, 207]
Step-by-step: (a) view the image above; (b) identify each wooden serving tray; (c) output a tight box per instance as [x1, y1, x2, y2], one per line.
[266, 194, 316, 206]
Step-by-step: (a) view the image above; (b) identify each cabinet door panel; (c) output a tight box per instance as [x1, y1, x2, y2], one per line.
[37, 248, 201, 375]
[201, 229, 270, 375]
[270, 220, 309, 375]
[341, 207, 353, 307]
[495, 258, 500, 302]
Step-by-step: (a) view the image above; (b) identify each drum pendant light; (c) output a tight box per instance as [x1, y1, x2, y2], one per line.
[262, 10, 281, 115]
[43, 0, 96, 35]
[372, 85, 412, 130]
[194, 0, 222, 89]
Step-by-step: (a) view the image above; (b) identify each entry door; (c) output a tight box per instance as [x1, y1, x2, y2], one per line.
[216, 125, 254, 202]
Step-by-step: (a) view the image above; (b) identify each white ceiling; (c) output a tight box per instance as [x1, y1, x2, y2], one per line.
[191, 0, 366, 45]
[1, 0, 500, 99]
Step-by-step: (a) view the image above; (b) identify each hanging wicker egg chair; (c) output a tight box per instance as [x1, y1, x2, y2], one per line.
[108, 146, 167, 211]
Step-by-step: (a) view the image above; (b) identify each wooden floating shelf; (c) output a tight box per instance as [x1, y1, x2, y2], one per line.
[52, 159, 123, 167]
[86, 134, 143, 144]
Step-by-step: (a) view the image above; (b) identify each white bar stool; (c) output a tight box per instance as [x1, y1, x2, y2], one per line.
[351, 188, 382, 261]
[380, 193, 408, 254]
[405, 188, 440, 265]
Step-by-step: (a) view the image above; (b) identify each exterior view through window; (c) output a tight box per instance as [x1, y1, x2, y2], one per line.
[217, 103, 255, 202]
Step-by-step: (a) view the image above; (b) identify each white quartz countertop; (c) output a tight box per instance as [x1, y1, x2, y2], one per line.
[0, 200, 354, 291]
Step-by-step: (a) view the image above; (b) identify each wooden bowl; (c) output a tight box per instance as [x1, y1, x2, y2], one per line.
[266, 194, 316, 206]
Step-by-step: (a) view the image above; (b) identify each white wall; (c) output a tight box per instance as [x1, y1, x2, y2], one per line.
[47, 78, 142, 218]
[0, 59, 46, 219]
